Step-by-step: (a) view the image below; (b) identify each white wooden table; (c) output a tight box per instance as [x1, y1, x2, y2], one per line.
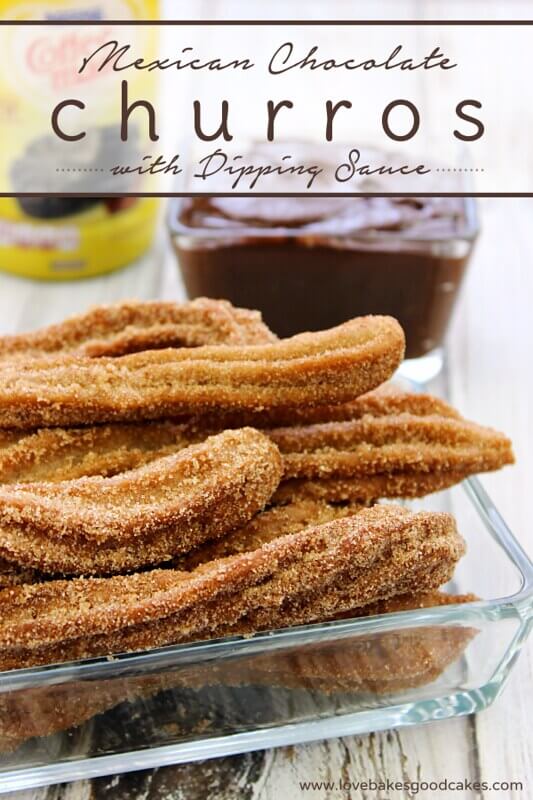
[0, 195, 531, 800]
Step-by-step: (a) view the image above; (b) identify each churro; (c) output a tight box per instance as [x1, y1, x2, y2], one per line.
[0, 316, 405, 429]
[274, 471, 474, 504]
[191, 382, 463, 429]
[0, 428, 282, 575]
[0, 420, 204, 485]
[210, 513, 462, 638]
[0, 298, 276, 363]
[0, 495, 363, 583]
[270, 411, 513, 502]
[0, 505, 465, 670]
[0, 558, 39, 590]
[0, 385, 440, 483]
[273, 414, 513, 479]
[234, 625, 476, 696]
[0, 592, 476, 752]
[0, 396, 512, 503]
[176, 496, 366, 570]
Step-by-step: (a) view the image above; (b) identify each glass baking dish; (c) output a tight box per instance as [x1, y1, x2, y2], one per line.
[0, 476, 531, 794]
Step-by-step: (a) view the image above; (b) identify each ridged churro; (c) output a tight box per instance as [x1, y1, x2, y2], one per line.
[0, 428, 282, 576]
[274, 471, 474, 504]
[0, 592, 476, 752]
[176, 496, 366, 570]
[0, 495, 362, 584]
[0, 316, 405, 429]
[0, 558, 39, 590]
[0, 386, 460, 485]
[0, 505, 465, 671]
[0, 298, 276, 363]
[0, 394, 513, 503]
[273, 415, 514, 479]
[0, 420, 204, 485]
[191, 382, 463, 429]
[211, 518, 462, 639]
[268, 411, 514, 502]
[216, 590, 478, 694]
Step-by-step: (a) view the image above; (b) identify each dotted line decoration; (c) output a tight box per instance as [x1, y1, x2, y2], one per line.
[434, 168, 484, 172]
[55, 168, 108, 173]
[55, 166, 484, 173]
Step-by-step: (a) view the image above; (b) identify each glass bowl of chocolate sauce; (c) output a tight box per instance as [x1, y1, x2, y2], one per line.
[169, 187, 478, 380]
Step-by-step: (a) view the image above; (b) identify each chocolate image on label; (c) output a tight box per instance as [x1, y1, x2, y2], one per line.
[10, 124, 141, 219]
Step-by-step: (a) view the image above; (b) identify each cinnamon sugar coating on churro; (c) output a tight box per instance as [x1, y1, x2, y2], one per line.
[272, 414, 514, 479]
[267, 411, 514, 502]
[0, 428, 282, 576]
[0, 591, 476, 752]
[0, 420, 204, 484]
[0, 495, 363, 584]
[211, 511, 463, 638]
[0, 298, 276, 364]
[176, 496, 366, 570]
[0, 558, 39, 590]
[0, 316, 405, 429]
[274, 471, 475, 504]
[0, 391, 512, 503]
[192, 382, 463, 429]
[0, 505, 465, 670]
[339, 589, 478, 619]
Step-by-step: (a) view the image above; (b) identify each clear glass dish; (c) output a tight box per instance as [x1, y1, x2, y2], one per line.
[0, 477, 531, 794]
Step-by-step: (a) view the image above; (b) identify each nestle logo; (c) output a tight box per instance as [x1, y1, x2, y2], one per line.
[46, 8, 103, 20]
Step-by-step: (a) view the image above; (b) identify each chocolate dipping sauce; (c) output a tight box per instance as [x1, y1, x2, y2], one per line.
[171, 187, 477, 359]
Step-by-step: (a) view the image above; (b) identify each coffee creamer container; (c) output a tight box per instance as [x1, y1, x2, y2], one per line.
[0, 0, 159, 279]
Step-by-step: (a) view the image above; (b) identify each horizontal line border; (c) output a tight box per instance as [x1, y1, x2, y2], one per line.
[0, 193, 530, 198]
[0, 20, 533, 26]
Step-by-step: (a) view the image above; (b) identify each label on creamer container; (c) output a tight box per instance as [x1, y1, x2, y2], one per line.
[0, 0, 159, 279]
